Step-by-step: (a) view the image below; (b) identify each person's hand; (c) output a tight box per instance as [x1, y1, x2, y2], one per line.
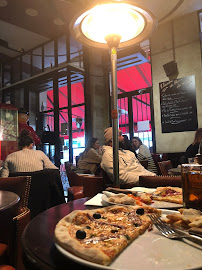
[98, 146, 102, 155]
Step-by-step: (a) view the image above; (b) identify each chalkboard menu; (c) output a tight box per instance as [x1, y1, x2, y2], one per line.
[159, 75, 198, 133]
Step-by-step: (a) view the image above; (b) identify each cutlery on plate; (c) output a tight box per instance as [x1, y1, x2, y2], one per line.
[148, 213, 202, 245]
[189, 227, 202, 238]
[105, 187, 137, 195]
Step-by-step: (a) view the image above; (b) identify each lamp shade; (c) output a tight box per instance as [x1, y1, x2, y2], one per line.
[70, 1, 157, 49]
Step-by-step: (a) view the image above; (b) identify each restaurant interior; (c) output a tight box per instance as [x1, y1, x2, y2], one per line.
[0, 0, 202, 270]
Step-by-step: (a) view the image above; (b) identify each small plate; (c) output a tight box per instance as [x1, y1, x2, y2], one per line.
[101, 194, 183, 209]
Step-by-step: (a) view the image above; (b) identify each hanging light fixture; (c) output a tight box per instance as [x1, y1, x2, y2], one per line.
[70, 0, 157, 187]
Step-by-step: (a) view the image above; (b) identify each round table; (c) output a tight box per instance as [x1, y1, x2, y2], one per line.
[0, 190, 20, 211]
[22, 198, 98, 270]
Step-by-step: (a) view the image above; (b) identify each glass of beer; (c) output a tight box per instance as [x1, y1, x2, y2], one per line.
[181, 164, 202, 211]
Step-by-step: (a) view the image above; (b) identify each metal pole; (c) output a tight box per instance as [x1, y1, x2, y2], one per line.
[110, 47, 119, 187]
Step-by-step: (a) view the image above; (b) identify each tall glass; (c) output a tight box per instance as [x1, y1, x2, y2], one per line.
[181, 164, 202, 211]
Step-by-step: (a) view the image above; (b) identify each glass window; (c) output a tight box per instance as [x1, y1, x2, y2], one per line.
[118, 97, 129, 134]
[3, 64, 11, 87]
[44, 41, 55, 70]
[70, 36, 83, 68]
[59, 108, 69, 162]
[58, 75, 68, 108]
[47, 89, 54, 110]
[22, 53, 31, 79]
[72, 106, 85, 139]
[71, 81, 84, 105]
[32, 47, 42, 75]
[12, 57, 21, 83]
[44, 112, 54, 131]
[58, 35, 67, 64]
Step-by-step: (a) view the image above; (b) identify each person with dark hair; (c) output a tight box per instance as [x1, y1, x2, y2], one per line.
[131, 136, 157, 174]
[101, 128, 155, 186]
[122, 135, 137, 157]
[78, 137, 102, 174]
[185, 128, 202, 159]
[1, 129, 57, 177]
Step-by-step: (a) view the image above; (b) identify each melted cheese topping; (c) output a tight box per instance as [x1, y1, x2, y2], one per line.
[70, 207, 151, 259]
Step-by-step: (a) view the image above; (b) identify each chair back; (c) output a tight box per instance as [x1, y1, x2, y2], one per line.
[9, 208, 31, 270]
[151, 153, 168, 175]
[0, 176, 31, 210]
[139, 175, 182, 188]
[9, 169, 65, 218]
[0, 176, 31, 244]
[0, 177, 31, 270]
[158, 160, 173, 175]
[83, 175, 104, 197]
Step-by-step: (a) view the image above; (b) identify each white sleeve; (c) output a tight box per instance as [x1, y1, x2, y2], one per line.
[139, 145, 151, 158]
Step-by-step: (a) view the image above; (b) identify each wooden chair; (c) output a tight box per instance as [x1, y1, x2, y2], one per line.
[158, 160, 173, 175]
[65, 162, 84, 200]
[83, 175, 104, 197]
[151, 153, 168, 175]
[0, 176, 31, 270]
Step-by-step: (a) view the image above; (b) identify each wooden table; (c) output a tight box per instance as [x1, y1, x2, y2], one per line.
[22, 198, 98, 270]
[0, 190, 20, 211]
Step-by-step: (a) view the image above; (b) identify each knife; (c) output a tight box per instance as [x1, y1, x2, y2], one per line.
[189, 227, 202, 238]
[105, 187, 137, 196]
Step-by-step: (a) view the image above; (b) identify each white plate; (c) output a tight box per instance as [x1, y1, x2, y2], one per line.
[130, 187, 157, 194]
[54, 209, 202, 270]
[101, 194, 183, 209]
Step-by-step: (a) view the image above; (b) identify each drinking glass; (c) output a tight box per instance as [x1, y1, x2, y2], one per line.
[181, 164, 202, 211]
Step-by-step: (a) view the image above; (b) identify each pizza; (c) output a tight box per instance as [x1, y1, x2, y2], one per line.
[108, 193, 136, 205]
[152, 186, 182, 204]
[165, 208, 202, 229]
[54, 205, 161, 266]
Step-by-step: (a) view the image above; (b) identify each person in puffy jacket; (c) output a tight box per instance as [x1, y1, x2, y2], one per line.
[101, 127, 155, 186]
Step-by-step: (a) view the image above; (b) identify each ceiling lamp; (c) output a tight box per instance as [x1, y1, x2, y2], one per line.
[70, 0, 157, 187]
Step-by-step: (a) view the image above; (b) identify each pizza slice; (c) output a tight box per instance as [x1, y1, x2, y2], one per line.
[165, 208, 202, 229]
[54, 205, 161, 266]
[152, 186, 182, 204]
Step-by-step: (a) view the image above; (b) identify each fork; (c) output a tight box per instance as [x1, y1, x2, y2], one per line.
[148, 214, 202, 243]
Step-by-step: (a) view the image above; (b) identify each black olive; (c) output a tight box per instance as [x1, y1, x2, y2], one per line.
[93, 213, 101, 219]
[76, 230, 86, 239]
[133, 223, 140, 227]
[136, 208, 144, 215]
[111, 229, 118, 233]
[124, 234, 131, 241]
[85, 226, 91, 229]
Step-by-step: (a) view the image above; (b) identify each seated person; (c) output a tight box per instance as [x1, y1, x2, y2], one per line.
[101, 127, 155, 186]
[131, 137, 157, 174]
[122, 135, 137, 157]
[78, 137, 102, 174]
[1, 130, 58, 177]
[186, 128, 202, 160]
